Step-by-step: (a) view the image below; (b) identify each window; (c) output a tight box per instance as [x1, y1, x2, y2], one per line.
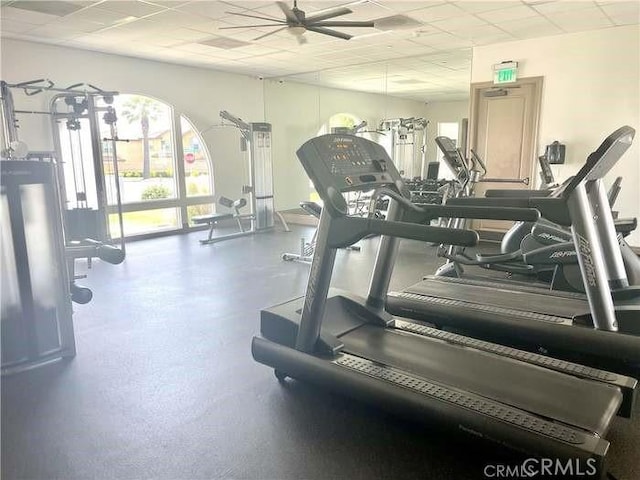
[98, 94, 214, 237]
[436, 122, 460, 180]
[313, 113, 363, 203]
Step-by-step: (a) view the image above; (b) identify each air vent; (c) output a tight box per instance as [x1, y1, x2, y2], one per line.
[394, 79, 425, 85]
[198, 37, 252, 50]
[8, 1, 84, 17]
[374, 15, 422, 31]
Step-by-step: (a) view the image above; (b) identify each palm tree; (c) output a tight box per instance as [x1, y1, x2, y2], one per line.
[121, 97, 161, 179]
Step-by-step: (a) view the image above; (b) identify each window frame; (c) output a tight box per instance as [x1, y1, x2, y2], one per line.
[104, 94, 215, 238]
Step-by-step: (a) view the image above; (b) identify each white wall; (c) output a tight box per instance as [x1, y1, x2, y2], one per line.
[2, 39, 428, 212]
[471, 25, 640, 246]
[1, 38, 266, 203]
[264, 80, 427, 209]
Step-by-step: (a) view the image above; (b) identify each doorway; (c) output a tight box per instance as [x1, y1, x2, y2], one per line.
[468, 76, 543, 235]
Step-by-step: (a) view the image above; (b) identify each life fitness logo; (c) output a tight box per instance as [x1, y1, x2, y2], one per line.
[483, 458, 598, 478]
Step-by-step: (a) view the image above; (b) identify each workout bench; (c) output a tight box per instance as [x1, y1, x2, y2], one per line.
[192, 196, 247, 244]
[282, 201, 360, 263]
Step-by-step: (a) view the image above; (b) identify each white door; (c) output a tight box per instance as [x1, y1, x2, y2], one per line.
[469, 77, 543, 233]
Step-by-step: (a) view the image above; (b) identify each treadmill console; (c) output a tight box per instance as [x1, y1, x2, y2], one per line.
[434, 136, 466, 178]
[296, 135, 405, 215]
[538, 154, 555, 186]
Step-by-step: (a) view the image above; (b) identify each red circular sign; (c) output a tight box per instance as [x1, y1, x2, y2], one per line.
[185, 153, 195, 164]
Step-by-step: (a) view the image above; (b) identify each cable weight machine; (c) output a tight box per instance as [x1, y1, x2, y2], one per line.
[1, 79, 125, 374]
[48, 82, 126, 254]
[378, 117, 429, 180]
[196, 110, 288, 244]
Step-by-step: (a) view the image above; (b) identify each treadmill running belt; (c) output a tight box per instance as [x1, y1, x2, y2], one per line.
[404, 278, 587, 318]
[341, 325, 620, 436]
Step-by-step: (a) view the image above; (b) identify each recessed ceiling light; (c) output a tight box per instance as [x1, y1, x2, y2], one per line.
[113, 16, 139, 26]
[374, 15, 423, 31]
[199, 37, 251, 49]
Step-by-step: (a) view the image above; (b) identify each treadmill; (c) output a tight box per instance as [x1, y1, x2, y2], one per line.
[387, 126, 640, 370]
[252, 133, 637, 475]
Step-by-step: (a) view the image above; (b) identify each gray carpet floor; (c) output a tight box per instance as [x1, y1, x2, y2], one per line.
[2, 226, 639, 480]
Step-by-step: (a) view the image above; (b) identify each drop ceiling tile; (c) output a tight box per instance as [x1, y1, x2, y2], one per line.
[68, 1, 104, 7]
[101, 18, 166, 35]
[7, 1, 85, 17]
[607, 13, 639, 25]
[452, 1, 520, 14]
[430, 14, 490, 32]
[66, 6, 140, 25]
[143, 0, 191, 7]
[177, 1, 243, 19]
[172, 42, 222, 54]
[164, 27, 213, 41]
[406, 3, 467, 22]
[144, 8, 211, 27]
[454, 24, 515, 42]
[476, 5, 540, 22]
[214, 24, 277, 41]
[232, 43, 282, 56]
[54, 16, 108, 32]
[599, 1, 640, 17]
[551, 7, 613, 31]
[390, 0, 449, 13]
[0, 5, 60, 25]
[533, 1, 598, 16]
[410, 32, 474, 49]
[336, 2, 394, 22]
[499, 15, 563, 37]
[99, 1, 166, 17]
[133, 34, 186, 47]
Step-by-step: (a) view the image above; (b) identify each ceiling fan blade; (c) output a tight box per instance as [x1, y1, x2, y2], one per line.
[219, 23, 287, 29]
[276, 1, 299, 23]
[253, 27, 289, 41]
[304, 25, 352, 40]
[226, 11, 287, 23]
[304, 7, 352, 23]
[309, 20, 374, 27]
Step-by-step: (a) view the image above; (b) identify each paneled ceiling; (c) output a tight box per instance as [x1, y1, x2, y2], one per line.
[2, 1, 638, 101]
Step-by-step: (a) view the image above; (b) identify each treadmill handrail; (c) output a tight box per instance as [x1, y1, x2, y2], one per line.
[377, 187, 540, 223]
[563, 126, 635, 196]
[485, 189, 551, 198]
[447, 196, 571, 226]
[327, 216, 479, 249]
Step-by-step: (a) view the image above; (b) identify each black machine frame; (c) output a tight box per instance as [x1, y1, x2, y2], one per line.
[252, 133, 637, 477]
[387, 126, 639, 369]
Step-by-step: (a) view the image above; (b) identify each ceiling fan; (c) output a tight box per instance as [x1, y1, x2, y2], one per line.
[218, 1, 375, 44]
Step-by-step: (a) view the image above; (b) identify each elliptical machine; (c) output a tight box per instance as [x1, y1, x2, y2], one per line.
[434, 141, 639, 292]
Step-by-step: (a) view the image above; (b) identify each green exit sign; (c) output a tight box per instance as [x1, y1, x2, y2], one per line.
[493, 61, 518, 84]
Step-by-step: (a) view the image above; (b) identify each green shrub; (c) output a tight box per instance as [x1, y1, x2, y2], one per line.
[141, 184, 171, 200]
[187, 182, 201, 196]
[150, 169, 174, 178]
[188, 204, 212, 218]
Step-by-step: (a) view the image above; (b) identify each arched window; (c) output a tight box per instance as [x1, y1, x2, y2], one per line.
[99, 94, 214, 237]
